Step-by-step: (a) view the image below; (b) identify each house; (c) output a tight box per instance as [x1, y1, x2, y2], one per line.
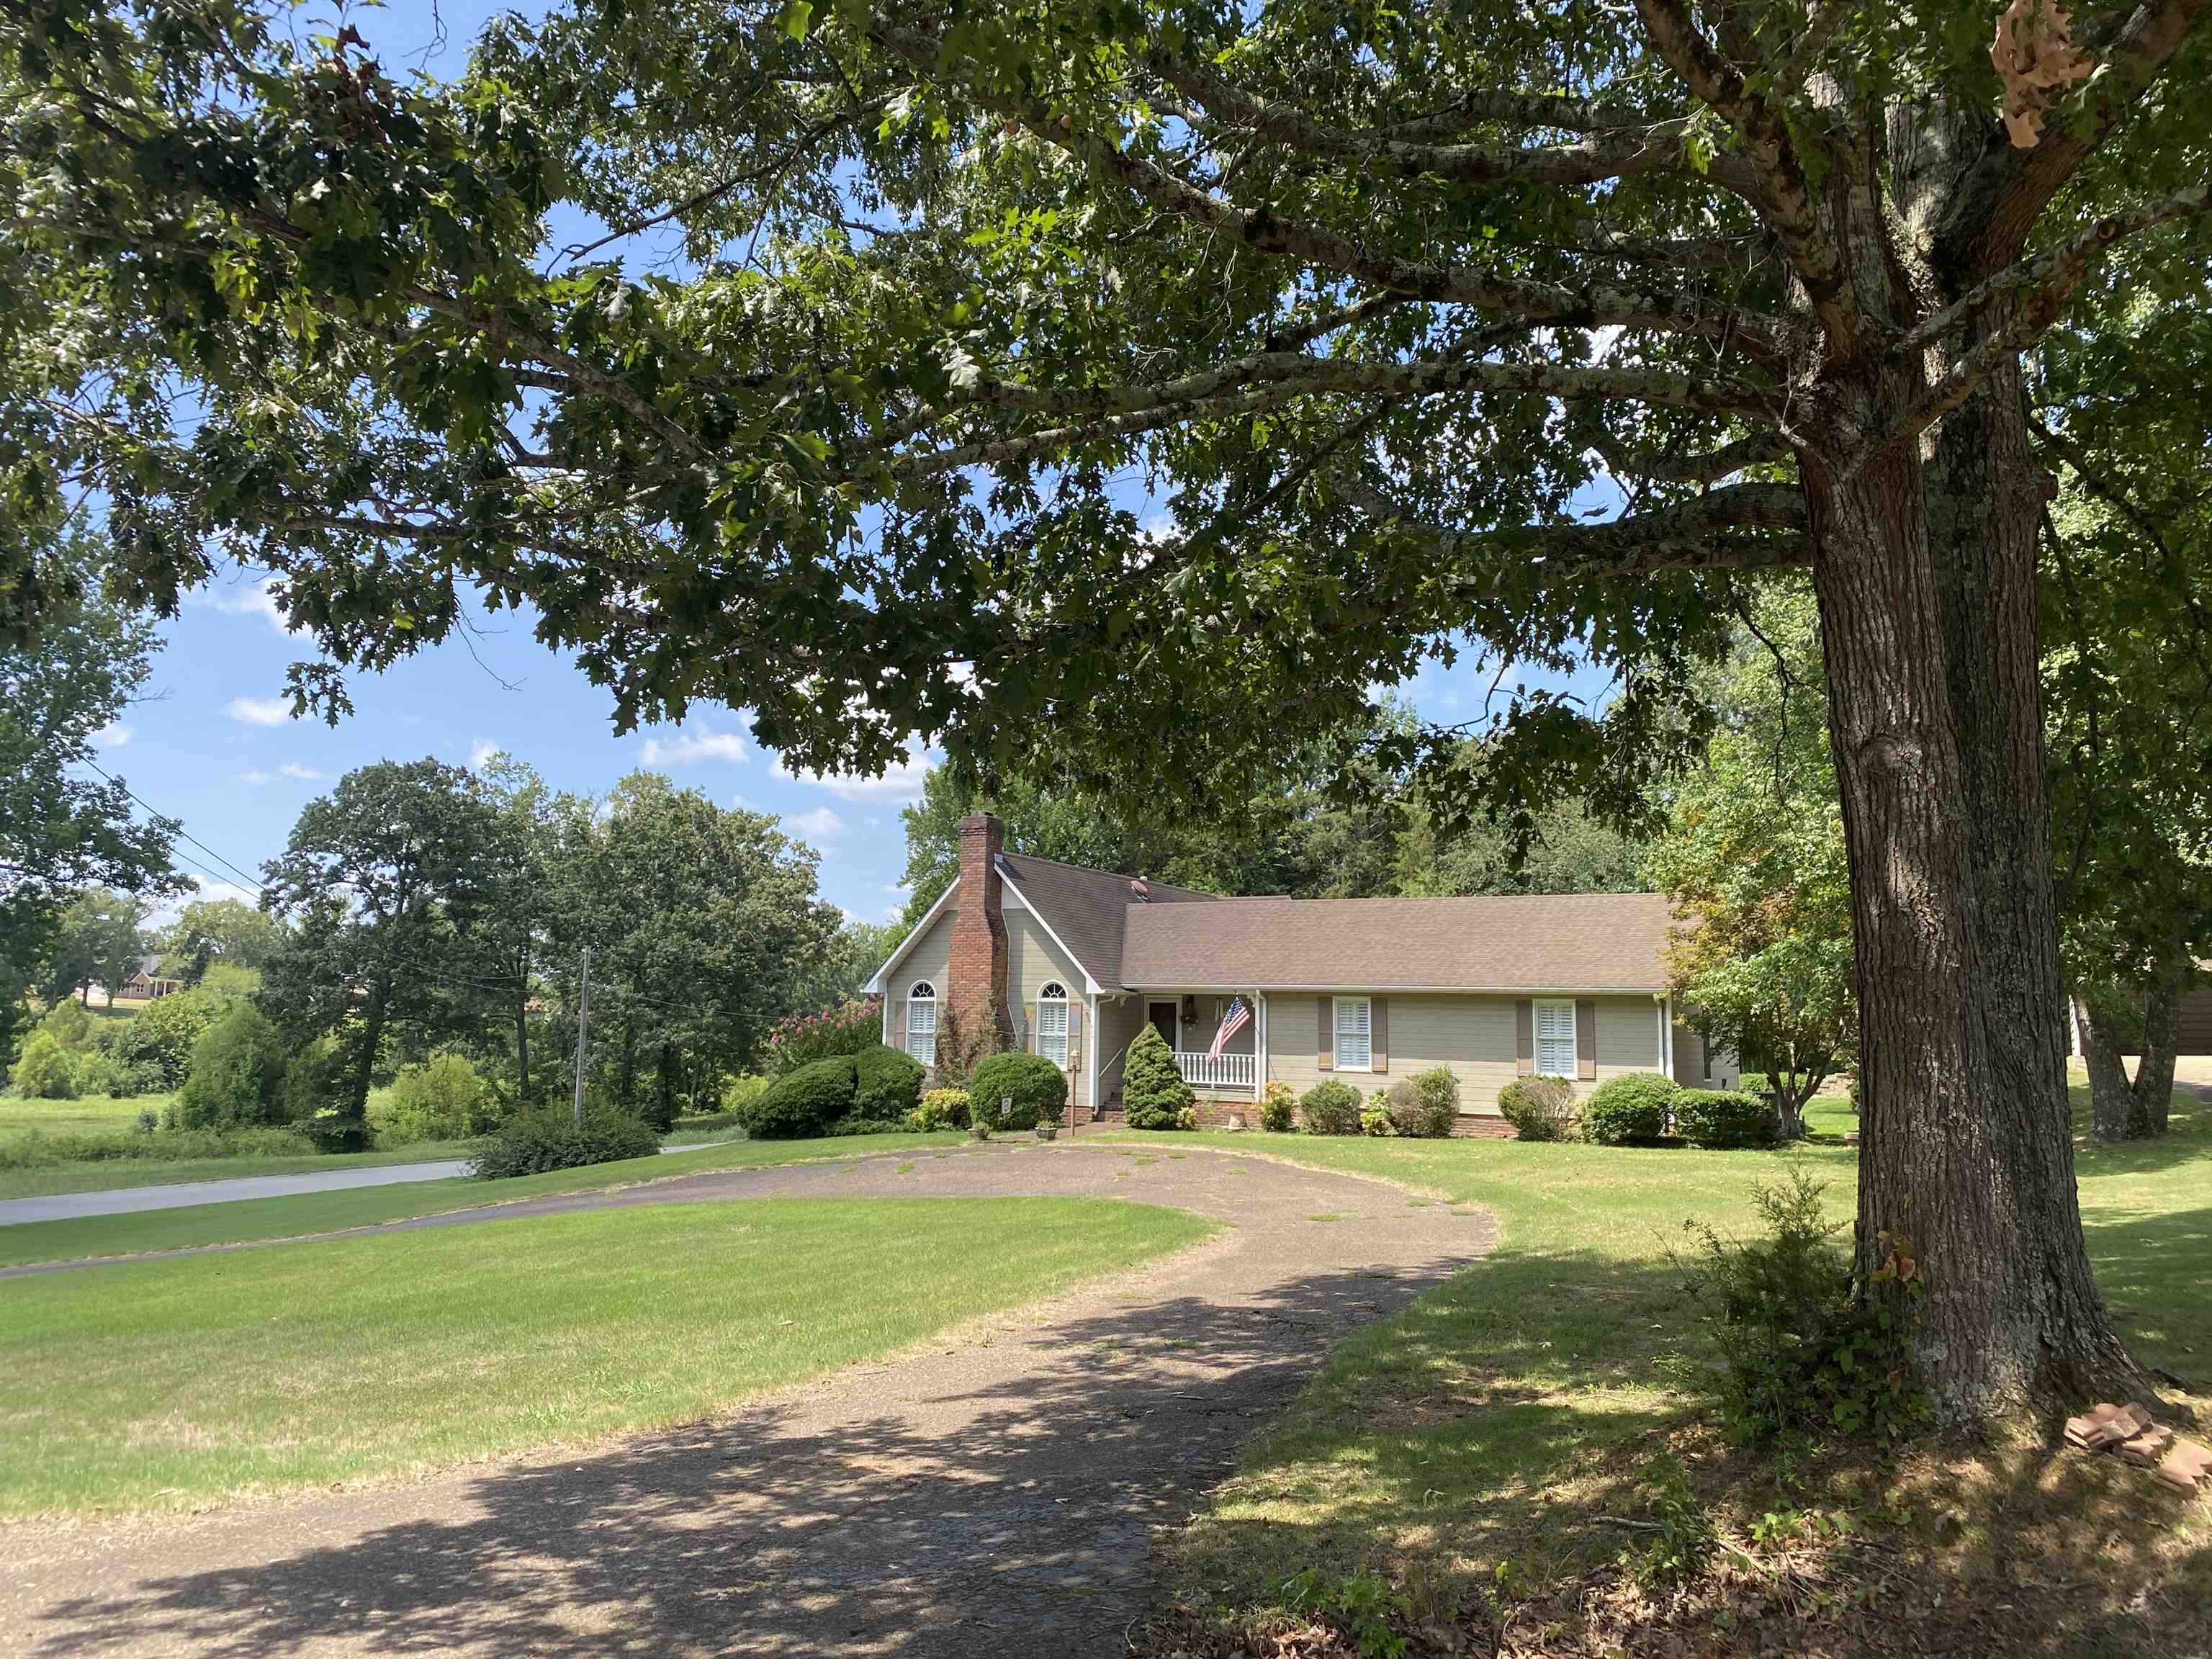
[115, 956, 182, 1002]
[866, 814, 1736, 1133]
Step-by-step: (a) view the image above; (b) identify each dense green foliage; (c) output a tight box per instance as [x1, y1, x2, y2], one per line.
[169, 1002, 291, 1130]
[1389, 1068, 1460, 1138]
[1, 558, 179, 1067]
[1120, 1025, 1194, 1129]
[1297, 1078, 1364, 1137]
[372, 1053, 500, 1143]
[0, 1123, 315, 1171]
[766, 1000, 885, 1075]
[1258, 1079, 1296, 1133]
[852, 1043, 927, 1121]
[107, 986, 218, 1093]
[1498, 1075, 1578, 1142]
[40, 888, 148, 1007]
[1581, 1074, 1678, 1147]
[9, 1033, 78, 1100]
[156, 898, 280, 984]
[966, 1051, 1068, 1133]
[1673, 1089, 1779, 1150]
[742, 1055, 860, 1140]
[469, 1106, 661, 1178]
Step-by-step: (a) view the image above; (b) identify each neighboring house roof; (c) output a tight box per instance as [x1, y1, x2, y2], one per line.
[998, 851, 1216, 994]
[128, 955, 162, 980]
[1118, 890, 1676, 993]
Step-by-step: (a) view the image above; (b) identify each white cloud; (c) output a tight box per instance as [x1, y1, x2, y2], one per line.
[882, 881, 912, 896]
[788, 806, 844, 845]
[279, 763, 325, 781]
[199, 573, 288, 632]
[639, 721, 749, 766]
[238, 769, 273, 786]
[770, 744, 932, 801]
[227, 696, 292, 727]
[148, 876, 261, 927]
[92, 721, 132, 749]
[468, 739, 503, 771]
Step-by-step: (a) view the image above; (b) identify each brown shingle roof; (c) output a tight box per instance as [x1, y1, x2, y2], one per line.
[997, 851, 1216, 992]
[1118, 891, 1676, 992]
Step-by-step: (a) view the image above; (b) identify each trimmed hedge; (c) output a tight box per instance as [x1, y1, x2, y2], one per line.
[470, 1106, 661, 1178]
[1498, 1074, 1578, 1141]
[1122, 1025, 1195, 1128]
[968, 1051, 1069, 1132]
[907, 1087, 971, 1131]
[853, 1043, 927, 1121]
[1390, 1067, 1460, 1138]
[1298, 1076, 1364, 1136]
[1675, 1088, 1779, 1148]
[741, 1054, 860, 1139]
[1582, 1071, 1678, 1146]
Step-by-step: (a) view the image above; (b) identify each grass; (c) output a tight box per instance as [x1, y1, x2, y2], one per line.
[1099, 1071, 2212, 1656]
[0, 1194, 1214, 1516]
[0, 1091, 166, 1143]
[0, 1130, 966, 1267]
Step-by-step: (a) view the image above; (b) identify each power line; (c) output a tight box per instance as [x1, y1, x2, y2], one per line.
[76, 754, 269, 893]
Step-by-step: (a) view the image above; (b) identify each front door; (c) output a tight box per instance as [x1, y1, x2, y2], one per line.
[1147, 1000, 1179, 1051]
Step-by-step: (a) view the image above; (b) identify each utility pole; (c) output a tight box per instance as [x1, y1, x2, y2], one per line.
[572, 944, 590, 1128]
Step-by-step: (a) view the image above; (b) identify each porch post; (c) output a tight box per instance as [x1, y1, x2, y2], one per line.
[1256, 992, 1267, 1097]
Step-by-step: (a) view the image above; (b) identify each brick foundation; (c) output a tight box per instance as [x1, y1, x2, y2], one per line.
[1187, 1094, 1519, 1139]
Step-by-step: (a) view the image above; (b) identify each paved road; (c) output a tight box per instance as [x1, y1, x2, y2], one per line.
[2, 1142, 1498, 1659]
[0, 1141, 724, 1228]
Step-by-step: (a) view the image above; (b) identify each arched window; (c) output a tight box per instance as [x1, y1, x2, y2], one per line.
[906, 981, 938, 1066]
[1035, 981, 1071, 1068]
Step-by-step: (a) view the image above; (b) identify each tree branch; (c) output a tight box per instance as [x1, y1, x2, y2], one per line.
[1593, 428, 1797, 483]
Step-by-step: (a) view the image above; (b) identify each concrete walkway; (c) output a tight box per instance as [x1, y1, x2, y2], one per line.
[0, 1140, 723, 1227]
[1, 1142, 1497, 1658]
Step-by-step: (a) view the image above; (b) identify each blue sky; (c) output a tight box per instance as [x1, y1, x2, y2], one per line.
[94, 0, 1611, 927]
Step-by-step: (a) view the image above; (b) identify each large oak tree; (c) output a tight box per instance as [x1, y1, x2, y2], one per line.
[6, 0, 2208, 1416]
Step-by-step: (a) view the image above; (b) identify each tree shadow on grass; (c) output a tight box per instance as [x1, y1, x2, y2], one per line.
[23, 1238, 1498, 1658]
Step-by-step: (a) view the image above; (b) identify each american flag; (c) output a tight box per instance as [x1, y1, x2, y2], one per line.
[1208, 996, 1251, 1060]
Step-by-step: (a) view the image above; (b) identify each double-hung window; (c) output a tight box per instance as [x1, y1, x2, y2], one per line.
[1036, 982, 1071, 1067]
[906, 981, 938, 1066]
[1535, 999, 1576, 1079]
[1334, 996, 1372, 1071]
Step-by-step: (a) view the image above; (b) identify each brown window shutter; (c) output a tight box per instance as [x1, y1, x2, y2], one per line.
[1515, 999, 1534, 1075]
[1317, 997, 1334, 1071]
[891, 1002, 907, 1051]
[1576, 999, 1598, 1080]
[1026, 1002, 1038, 1053]
[1067, 1000, 1083, 1070]
[1370, 997, 1389, 1073]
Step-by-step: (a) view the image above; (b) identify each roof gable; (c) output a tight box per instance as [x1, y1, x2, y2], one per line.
[997, 851, 1216, 992]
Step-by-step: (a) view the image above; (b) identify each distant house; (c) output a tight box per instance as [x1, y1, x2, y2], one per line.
[116, 956, 183, 1002]
[867, 814, 1736, 1134]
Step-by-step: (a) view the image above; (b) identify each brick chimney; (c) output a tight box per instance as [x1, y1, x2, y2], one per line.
[948, 813, 1013, 1051]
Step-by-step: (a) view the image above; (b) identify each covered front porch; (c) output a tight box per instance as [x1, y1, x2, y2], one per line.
[1136, 989, 1265, 1096]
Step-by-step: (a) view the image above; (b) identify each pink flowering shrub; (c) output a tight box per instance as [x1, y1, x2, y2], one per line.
[765, 997, 884, 1076]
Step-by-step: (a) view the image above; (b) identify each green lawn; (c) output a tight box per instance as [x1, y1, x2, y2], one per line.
[0, 1091, 166, 1143]
[0, 1194, 1213, 1516]
[0, 1130, 965, 1267]
[1097, 1073, 2212, 1653]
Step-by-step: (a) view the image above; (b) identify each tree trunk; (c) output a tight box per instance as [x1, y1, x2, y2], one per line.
[2131, 940, 2189, 1136]
[514, 943, 531, 1105]
[353, 979, 390, 1118]
[655, 1042, 675, 1128]
[1806, 369, 2133, 1416]
[2076, 993, 2139, 1141]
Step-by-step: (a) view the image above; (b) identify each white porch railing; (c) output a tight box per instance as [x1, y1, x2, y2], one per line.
[1175, 1051, 1256, 1093]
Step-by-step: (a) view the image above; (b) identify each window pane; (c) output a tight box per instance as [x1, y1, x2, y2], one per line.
[1535, 1003, 1573, 1077]
[1336, 999, 1371, 1069]
[908, 1000, 937, 1065]
[1038, 1001, 1069, 1066]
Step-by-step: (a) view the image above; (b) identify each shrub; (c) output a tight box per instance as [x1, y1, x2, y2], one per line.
[1678, 1166, 1927, 1443]
[824, 1115, 911, 1136]
[1675, 1088, 1778, 1149]
[1392, 1067, 1460, 1138]
[1258, 1079, 1296, 1133]
[470, 1105, 661, 1178]
[68, 1048, 122, 1097]
[1582, 1071, 1678, 1146]
[11, 1032, 78, 1099]
[1298, 1076, 1363, 1135]
[740, 1054, 860, 1139]
[721, 1073, 768, 1118]
[968, 1051, 1069, 1132]
[374, 1052, 499, 1143]
[283, 1035, 351, 1124]
[0, 1124, 315, 1169]
[1176, 1105, 1199, 1130]
[37, 998, 95, 1050]
[853, 1043, 927, 1120]
[1498, 1075, 1578, 1141]
[1120, 1025, 1194, 1128]
[1360, 1094, 1395, 1136]
[113, 986, 220, 1092]
[907, 1087, 971, 1131]
[168, 1002, 290, 1130]
[765, 998, 885, 1075]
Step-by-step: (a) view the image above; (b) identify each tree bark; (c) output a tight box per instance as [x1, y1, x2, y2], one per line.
[1807, 367, 2133, 1417]
[514, 943, 531, 1105]
[2077, 993, 2139, 1141]
[2131, 940, 2189, 1136]
[353, 978, 390, 1118]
